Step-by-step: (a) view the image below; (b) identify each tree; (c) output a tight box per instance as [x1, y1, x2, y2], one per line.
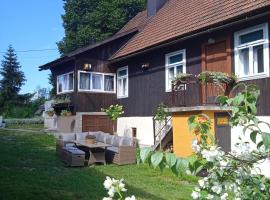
[57, 0, 145, 54]
[48, 73, 56, 98]
[0, 45, 26, 114]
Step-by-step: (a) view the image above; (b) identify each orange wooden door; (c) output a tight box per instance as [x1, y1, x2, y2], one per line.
[201, 37, 232, 104]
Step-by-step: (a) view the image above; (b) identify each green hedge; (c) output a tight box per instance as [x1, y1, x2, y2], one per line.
[4, 118, 44, 125]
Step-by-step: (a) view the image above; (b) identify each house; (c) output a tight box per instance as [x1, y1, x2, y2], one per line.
[40, 0, 270, 155]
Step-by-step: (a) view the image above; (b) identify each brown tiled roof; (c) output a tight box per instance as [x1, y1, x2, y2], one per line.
[112, 0, 270, 60]
[117, 10, 148, 34]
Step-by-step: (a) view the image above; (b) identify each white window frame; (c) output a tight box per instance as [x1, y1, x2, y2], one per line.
[78, 70, 116, 93]
[165, 49, 186, 92]
[117, 66, 129, 99]
[234, 23, 269, 80]
[57, 71, 74, 94]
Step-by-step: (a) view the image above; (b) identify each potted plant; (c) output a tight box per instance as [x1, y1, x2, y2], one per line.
[85, 135, 96, 144]
[198, 71, 237, 84]
[46, 107, 55, 117]
[60, 109, 72, 116]
[102, 104, 124, 134]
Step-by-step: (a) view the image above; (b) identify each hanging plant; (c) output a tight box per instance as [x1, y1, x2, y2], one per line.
[172, 73, 194, 85]
[198, 71, 237, 85]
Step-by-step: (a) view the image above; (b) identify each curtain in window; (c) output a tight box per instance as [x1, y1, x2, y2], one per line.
[104, 75, 114, 91]
[92, 74, 102, 90]
[80, 73, 90, 90]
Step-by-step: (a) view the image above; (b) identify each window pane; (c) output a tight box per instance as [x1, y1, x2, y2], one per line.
[80, 73, 91, 90]
[92, 74, 102, 90]
[253, 45, 264, 74]
[69, 73, 74, 90]
[58, 76, 63, 93]
[239, 48, 249, 76]
[117, 79, 123, 96]
[169, 53, 183, 64]
[104, 75, 114, 91]
[176, 65, 183, 74]
[240, 30, 263, 45]
[123, 78, 127, 96]
[118, 69, 127, 77]
[62, 74, 67, 91]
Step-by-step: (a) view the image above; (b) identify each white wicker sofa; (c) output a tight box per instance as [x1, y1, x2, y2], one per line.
[56, 132, 136, 165]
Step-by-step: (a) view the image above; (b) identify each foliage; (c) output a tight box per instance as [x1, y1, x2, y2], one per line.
[198, 71, 237, 84]
[189, 83, 270, 199]
[0, 45, 26, 114]
[103, 177, 136, 200]
[48, 73, 56, 98]
[102, 104, 124, 121]
[138, 148, 191, 176]
[154, 103, 169, 123]
[52, 95, 71, 105]
[45, 107, 55, 117]
[57, 0, 146, 54]
[172, 73, 193, 85]
[4, 118, 44, 125]
[60, 109, 72, 116]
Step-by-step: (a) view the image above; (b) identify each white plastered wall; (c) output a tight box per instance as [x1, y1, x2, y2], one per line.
[231, 116, 270, 177]
[117, 117, 154, 147]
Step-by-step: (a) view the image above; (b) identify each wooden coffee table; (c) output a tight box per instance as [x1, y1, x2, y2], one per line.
[72, 140, 111, 165]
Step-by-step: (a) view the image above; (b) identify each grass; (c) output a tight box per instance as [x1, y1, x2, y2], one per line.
[0, 129, 196, 200]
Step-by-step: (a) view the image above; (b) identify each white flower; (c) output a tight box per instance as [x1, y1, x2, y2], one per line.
[192, 140, 201, 153]
[104, 176, 113, 190]
[103, 198, 112, 200]
[125, 195, 136, 200]
[219, 160, 228, 169]
[201, 146, 223, 162]
[211, 185, 222, 194]
[191, 191, 200, 199]
[221, 193, 228, 200]
[119, 179, 127, 192]
[108, 187, 115, 197]
[198, 179, 205, 188]
[206, 194, 214, 199]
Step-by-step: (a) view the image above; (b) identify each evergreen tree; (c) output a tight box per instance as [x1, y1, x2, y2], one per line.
[57, 0, 145, 54]
[0, 45, 26, 113]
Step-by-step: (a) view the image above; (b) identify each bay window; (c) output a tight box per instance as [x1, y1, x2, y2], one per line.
[78, 71, 115, 93]
[57, 72, 74, 94]
[165, 50, 186, 91]
[234, 23, 269, 79]
[117, 66, 128, 98]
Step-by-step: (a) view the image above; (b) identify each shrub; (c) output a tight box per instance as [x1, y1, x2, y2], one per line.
[4, 118, 44, 125]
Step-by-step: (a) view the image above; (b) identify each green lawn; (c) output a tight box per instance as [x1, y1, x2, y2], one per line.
[0, 129, 196, 200]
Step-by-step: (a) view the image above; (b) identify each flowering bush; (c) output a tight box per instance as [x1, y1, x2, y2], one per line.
[190, 83, 270, 199]
[103, 177, 136, 200]
[102, 104, 124, 133]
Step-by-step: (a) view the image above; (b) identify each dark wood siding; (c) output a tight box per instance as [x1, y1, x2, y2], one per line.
[82, 115, 114, 133]
[113, 15, 270, 116]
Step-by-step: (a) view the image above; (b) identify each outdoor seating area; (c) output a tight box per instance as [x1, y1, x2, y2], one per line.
[56, 131, 137, 166]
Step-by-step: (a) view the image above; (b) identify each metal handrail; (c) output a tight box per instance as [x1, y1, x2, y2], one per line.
[153, 116, 172, 146]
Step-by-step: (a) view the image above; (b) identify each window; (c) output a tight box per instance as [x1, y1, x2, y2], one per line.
[78, 71, 115, 93]
[165, 50, 186, 91]
[117, 66, 128, 98]
[57, 72, 74, 94]
[234, 23, 269, 79]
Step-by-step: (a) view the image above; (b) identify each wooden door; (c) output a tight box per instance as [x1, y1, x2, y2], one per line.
[82, 115, 115, 134]
[201, 37, 232, 104]
[214, 112, 231, 152]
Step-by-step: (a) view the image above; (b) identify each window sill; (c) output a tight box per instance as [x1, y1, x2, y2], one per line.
[117, 96, 128, 99]
[78, 90, 116, 94]
[57, 91, 74, 95]
[238, 73, 269, 81]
